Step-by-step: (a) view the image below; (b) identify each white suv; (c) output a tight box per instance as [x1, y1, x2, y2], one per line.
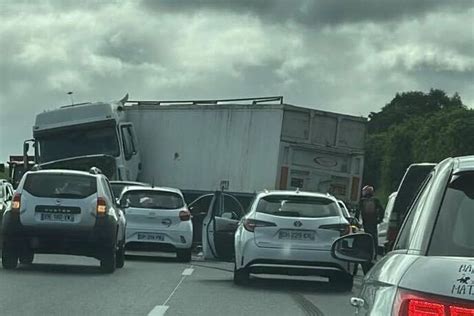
[234, 190, 354, 289]
[1, 168, 126, 273]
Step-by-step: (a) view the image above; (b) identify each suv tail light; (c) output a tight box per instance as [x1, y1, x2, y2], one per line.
[319, 224, 351, 236]
[394, 289, 474, 316]
[96, 197, 107, 217]
[179, 209, 191, 221]
[11, 193, 21, 212]
[243, 218, 276, 232]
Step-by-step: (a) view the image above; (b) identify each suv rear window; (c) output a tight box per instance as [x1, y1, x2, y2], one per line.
[122, 190, 184, 209]
[24, 173, 97, 198]
[428, 172, 474, 257]
[256, 195, 340, 218]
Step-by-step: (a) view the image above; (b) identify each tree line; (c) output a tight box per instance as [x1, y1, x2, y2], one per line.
[363, 89, 474, 203]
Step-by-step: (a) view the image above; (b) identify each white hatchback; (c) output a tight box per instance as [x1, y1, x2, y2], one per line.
[120, 186, 193, 262]
[234, 190, 354, 289]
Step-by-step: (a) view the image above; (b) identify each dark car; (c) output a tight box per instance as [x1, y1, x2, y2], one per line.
[385, 162, 436, 251]
[332, 156, 474, 315]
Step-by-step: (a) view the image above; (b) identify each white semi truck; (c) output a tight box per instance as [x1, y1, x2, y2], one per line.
[28, 96, 366, 205]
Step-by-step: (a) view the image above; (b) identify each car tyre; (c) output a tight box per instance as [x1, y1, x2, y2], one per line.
[100, 247, 116, 273]
[19, 249, 34, 265]
[330, 273, 354, 292]
[233, 265, 249, 285]
[176, 248, 192, 263]
[116, 242, 125, 269]
[2, 241, 19, 270]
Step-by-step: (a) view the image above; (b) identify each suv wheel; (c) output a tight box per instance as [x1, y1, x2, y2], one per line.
[2, 241, 19, 270]
[330, 273, 353, 292]
[19, 249, 34, 265]
[233, 264, 249, 285]
[100, 248, 116, 273]
[176, 248, 192, 262]
[116, 242, 125, 269]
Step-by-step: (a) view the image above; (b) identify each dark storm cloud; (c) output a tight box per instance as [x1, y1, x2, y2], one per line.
[142, 0, 474, 25]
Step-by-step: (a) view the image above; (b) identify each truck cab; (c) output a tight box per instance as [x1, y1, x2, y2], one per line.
[31, 100, 140, 181]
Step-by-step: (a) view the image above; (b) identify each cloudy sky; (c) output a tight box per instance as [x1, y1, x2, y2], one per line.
[0, 0, 473, 160]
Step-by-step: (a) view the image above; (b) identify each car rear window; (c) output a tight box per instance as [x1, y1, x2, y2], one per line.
[122, 190, 184, 209]
[24, 173, 97, 198]
[428, 172, 474, 257]
[256, 195, 341, 218]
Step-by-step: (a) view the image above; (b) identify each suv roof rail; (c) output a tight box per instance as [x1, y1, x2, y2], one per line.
[89, 167, 102, 175]
[31, 164, 41, 171]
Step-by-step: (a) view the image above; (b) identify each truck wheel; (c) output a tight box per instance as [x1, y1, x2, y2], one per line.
[19, 249, 34, 265]
[176, 248, 192, 262]
[2, 241, 19, 270]
[100, 248, 116, 273]
[233, 264, 249, 285]
[116, 243, 125, 269]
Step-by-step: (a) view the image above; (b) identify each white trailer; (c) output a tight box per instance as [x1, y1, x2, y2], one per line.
[124, 97, 366, 204]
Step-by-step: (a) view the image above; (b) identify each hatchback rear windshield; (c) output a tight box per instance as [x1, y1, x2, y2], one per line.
[24, 173, 97, 198]
[256, 195, 341, 218]
[428, 172, 474, 257]
[122, 190, 184, 209]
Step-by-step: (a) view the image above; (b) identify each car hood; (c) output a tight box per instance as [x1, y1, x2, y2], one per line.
[399, 256, 474, 301]
[39, 155, 116, 179]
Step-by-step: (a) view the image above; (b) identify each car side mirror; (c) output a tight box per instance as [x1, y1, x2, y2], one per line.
[331, 233, 374, 263]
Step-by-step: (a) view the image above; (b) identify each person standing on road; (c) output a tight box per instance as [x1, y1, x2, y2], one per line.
[356, 185, 384, 274]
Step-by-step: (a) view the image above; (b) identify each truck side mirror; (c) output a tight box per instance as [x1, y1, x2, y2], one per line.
[331, 233, 374, 263]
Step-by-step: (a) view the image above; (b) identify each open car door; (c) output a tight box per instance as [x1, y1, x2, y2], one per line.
[202, 191, 245, 261]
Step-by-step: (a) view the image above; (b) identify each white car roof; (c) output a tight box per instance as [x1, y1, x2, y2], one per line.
[257, 190, 337, 201]
[121, 186, 183, 195]
[26, 169, 99, 177]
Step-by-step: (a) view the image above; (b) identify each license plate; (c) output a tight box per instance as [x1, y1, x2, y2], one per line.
[278, 230, 315, 241]
[137, 233, 164, 241]
[40, 213, 75, 222]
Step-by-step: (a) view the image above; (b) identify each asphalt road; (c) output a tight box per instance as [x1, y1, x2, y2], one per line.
[0, 252, 361, 316]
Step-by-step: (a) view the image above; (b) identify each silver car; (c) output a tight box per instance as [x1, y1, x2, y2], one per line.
[332, 156, 474, 314]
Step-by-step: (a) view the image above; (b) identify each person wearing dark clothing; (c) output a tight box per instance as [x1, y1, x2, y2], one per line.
[356, 185, 384, 274]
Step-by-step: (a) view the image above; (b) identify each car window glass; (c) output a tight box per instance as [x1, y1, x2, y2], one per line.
[222, 194, 244, 219]
[428, 173, 474, 257]
[256, 195, 340, 218]
[24, 173, 97, 198]
[123, 190, 184, 209]
[189, 195, 213, 215]
[394, 174, 433, 250]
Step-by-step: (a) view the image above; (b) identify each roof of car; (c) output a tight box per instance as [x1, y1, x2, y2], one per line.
[26, 169, 100, 177]
[454, 155, 474, 173]
[110, 181, 147, 185]
[121, 185, 183, 195]
[257, 190, 337, 200]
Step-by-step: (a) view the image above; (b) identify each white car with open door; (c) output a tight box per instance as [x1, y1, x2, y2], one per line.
[120, 186, 193, 262]
[201, 191, 246, 261]
[233, 190, 354, 289]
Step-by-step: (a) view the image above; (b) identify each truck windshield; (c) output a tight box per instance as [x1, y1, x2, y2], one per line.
[37, 125, 120, 162]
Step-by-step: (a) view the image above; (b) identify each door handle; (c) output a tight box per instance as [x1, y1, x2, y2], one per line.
[350, 297, 365, 308]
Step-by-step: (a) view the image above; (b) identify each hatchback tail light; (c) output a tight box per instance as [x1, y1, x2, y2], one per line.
[319, 224, 351, 236]
[243, 218, 276, 232]
[96, 197, 107, 217]
[394, 289, 474, 316]
[11, 193, 21, 212]
[179, 209, 191, 221]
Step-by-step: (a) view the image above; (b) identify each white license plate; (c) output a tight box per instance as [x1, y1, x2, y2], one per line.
[137, 233, 164, 241]
[40, 213, 75, 222]
[279, 230, 315, 241]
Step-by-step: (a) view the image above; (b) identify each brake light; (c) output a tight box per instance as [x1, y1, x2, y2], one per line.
[394, 289, 474, 316]
[96, 197, 107, 217]
[243, 218, 276, 232]
[319, 224, 351, 236]
[179, 209, 191, 221]
[12, 193, 21, 212]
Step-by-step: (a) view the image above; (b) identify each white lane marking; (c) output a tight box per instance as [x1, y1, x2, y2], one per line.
[147, 265, 194, 315]
[147, 305, 169, 316]
[182, 268, 194, 276]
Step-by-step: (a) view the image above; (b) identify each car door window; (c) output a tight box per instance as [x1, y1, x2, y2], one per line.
[394, 174, 433, 250]
[220, 194, 244, 219]
[189, 195, 213, 215]
[428, 172, 474, 257]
